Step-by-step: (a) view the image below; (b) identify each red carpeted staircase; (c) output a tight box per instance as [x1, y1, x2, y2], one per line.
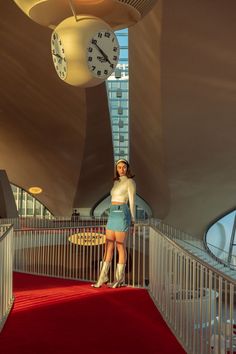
[0, 273, 185, 354]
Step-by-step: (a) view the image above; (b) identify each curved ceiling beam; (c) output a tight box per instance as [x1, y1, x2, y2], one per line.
[72, 83, 114, 211]
[129, 1, 170, 220]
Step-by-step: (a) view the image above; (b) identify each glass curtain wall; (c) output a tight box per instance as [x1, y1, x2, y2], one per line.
[106, 28, 129, 161]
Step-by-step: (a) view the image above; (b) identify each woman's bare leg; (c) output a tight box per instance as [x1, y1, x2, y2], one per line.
[115, 231, 128, 263]
[104, 229, 115, 262]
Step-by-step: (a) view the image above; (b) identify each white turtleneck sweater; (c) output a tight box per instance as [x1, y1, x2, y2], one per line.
[110, 175, 136, 221]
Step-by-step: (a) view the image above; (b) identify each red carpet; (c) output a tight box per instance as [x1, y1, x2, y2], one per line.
[0, 273, 185, 354]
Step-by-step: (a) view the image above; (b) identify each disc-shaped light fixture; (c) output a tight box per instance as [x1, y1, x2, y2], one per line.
[28, 186, 43, 194]
[68, 232, 106, 246]
[13, 0, 157, 29]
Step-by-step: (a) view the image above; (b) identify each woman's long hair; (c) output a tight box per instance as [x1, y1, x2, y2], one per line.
[114, 160, 135, 181]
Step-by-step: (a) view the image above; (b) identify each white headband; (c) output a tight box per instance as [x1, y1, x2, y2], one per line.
[116, 159, 129, 165]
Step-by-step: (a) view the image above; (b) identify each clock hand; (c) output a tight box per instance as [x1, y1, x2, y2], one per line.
[105, 56, 112, 65]
[52, 52, 63, 60]
[93, 42, 112, 65]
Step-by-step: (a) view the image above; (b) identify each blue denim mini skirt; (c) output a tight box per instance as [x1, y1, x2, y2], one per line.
[106, 204, 131, 232]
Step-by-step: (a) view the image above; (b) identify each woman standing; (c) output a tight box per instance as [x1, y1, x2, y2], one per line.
[92, 159, 136, 288]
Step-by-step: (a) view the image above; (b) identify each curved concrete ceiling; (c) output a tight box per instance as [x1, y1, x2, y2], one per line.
[129, 0, 236, 237]
[1, 0, 236, 236]
[129, 0, 170, 220]
[0, 1, 113, 216]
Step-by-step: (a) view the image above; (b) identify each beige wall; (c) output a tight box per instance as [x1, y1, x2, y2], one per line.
[129, 1, 170, 220]
[130, 0, 236, 237]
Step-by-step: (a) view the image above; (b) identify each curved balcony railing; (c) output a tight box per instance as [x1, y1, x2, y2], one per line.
[13, 222, 149, 288]
[0, 216, 108, 230]
[1, 217, 236, 353]
[0, 224, 14, 332]
[204, 210, 236, 270]
[152, 219, 236, 278]
[150, 220, 236, 354]
[206, 242, 236, 269]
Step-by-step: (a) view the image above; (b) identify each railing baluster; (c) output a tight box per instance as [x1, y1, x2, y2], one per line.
[0, 217, 235, 352]
[0, 225, 14, 332]
[149, 222, 236, 354]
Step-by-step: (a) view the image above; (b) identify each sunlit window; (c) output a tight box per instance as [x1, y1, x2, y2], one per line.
[11, 184, 53, 218]
[205, 209, 236, 267]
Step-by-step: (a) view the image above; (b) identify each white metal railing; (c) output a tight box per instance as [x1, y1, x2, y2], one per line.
[155, 220, 236, 282]
[206, 242, 236, 270]
[3, 215, 236, 353]
[149, 223, 236, 354]
[0, 224, 14, 332]
[13, 223, 149, 288]
[0, 216, 108, 230]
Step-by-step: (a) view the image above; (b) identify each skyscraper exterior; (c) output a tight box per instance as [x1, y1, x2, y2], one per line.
[106, 29, 129, 162]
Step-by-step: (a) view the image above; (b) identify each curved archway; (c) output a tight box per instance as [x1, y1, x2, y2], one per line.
[205, 209, 236, 267]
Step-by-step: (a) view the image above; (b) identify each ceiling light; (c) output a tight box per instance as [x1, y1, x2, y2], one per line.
[28, 186, 43, 195]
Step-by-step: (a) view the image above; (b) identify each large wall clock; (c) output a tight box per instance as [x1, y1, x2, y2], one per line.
[51, 15, 120, 87]
[87, 29, 119, 80]
[51, 31, 67, 80]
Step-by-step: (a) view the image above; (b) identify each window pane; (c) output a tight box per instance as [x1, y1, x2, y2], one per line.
[206, 210, 236, 263]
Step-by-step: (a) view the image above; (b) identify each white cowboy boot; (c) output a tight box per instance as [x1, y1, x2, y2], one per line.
[112, 263, 126, 288]
[91, 261, 110, 288]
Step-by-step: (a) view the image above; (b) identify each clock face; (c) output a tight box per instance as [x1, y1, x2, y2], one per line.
[87, 30, 120, 79]
[51, 32, 67, 80]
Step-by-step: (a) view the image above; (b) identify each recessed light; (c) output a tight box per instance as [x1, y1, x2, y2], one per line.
[28, 187, 43, 195]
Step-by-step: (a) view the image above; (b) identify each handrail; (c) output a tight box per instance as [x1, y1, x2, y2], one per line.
[12, 224, 108, 233]
[0, 224, 14, 332]
[13, 223, 148, 288]
[206, 241, 236, 269]
[151, 219, 236, 276]
[207, 241, 236, 260]
[0, 216, 109, 230]
[0, 224, 13, 240]
[151, 223, 236, 284]
[3, 216, 236, 353]
[203, 212, 236, 270]
[149, 222, 236, 354]
[195, 239, 236, 268]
